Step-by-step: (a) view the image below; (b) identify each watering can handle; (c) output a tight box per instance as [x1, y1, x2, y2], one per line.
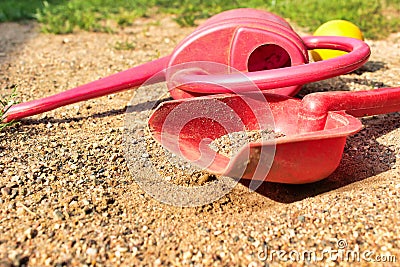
[170, 36, 370, 93]
[2, 36, 368, 123]
[299, 86, 400, 131]
[2, 57, 169, 123]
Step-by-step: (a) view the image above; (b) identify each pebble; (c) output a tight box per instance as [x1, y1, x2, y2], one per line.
[116, 246, 128, 253]
[1, 187, 11, 196]
[86, 247, 98, 257]
[11, 176, 20, 183]
[213, 230, 222, 236]
[109, 153, 119, 162]
[182, 251, 192, 260]
[24, 228, 38, 239]
[53, 209, 65, 220]
[298, 215, 305, 222]
[16, 206, 26, 216]
[114, 250, 121, 258]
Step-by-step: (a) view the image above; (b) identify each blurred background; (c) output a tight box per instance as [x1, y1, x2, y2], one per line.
[0, 0, 399, 39]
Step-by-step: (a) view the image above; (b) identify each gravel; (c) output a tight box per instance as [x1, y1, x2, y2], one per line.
[0, 16, 399, 266]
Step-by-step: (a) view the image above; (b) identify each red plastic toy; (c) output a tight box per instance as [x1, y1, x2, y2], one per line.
[3, 8, 370, 123]
[149, 86, 400, 184]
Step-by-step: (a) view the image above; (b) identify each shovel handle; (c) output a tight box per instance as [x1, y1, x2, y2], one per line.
[300, 86, 400, 131]
[2, 56, 169, 123]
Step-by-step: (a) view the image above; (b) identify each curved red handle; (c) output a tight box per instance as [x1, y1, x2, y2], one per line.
[169, 36, 370, 93]
[299, 86, 400, 132]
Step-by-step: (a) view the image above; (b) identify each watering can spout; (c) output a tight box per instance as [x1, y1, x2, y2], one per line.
[2, 56, 169, 123]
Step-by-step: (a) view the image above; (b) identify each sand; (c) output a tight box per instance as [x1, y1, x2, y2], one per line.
[0, 15, 399, 266]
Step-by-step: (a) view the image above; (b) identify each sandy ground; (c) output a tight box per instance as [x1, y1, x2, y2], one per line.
[0, 14, 399, 266]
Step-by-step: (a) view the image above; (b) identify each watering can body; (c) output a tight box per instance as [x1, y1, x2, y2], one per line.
[168, 8, 309, 98]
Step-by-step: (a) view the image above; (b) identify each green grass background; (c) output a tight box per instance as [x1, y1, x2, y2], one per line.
[0, 0, 399, 38]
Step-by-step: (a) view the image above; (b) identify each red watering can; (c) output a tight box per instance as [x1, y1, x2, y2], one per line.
[2, 8, 370, 123]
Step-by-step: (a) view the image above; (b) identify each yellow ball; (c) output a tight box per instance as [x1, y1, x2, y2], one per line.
[311, 20, 364, 61]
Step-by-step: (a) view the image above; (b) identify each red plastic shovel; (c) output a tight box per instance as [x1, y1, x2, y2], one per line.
[2, 8, 370, 123]
[148, 86, 400, 184]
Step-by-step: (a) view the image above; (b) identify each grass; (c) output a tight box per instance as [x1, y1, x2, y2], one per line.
[114, 39, 137, 51]
[35, 0, 150, 34]
[267, 0, 400, 39]
[0, 0, 399, 39]
[0, 0, 62, 22]
[0, 87, 20, 131]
